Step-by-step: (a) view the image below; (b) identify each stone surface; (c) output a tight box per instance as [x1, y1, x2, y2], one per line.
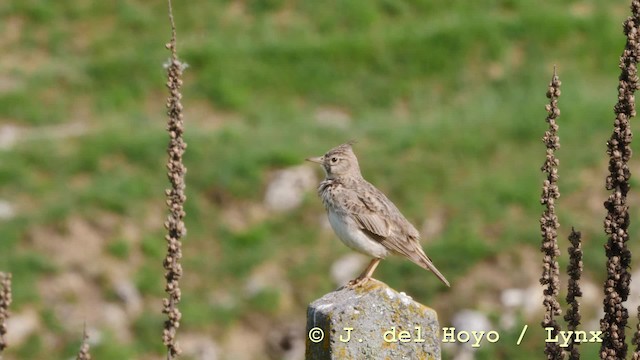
[314, 106, 352, 129]
[267, 322, 306, 360]
[264, 165, 317, 212]
[5, 308, 41, 347]
[181, 333, 220, 360]
[450, 309, 491, 353]
[113, 279, 143, 316]
[306, 279, 440, 360]
[330, 254, 367, 286]
[0, 200, 15, 219]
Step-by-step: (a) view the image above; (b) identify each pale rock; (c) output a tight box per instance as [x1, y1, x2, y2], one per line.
[0, 125, 19, 150]
[181, 333, 220, 360]
[625, 270, 640, 312]
[522, 284, 545, 318]
[243, 262, 294, 311]
[244, 263, 287, 296]
[222, 324, 266, 360]
[0, 200, 15, 220]
[113, 279, 143, 316]
[86, 326, 103, 345]
[314, 107, 351, 129]
[451, 309, 492, 352]
[499, 285, 544, 328]
[421, 209, 446, 239]
[453, 350, 476, 360]
[267, 323, 305, 360]
[501, 288, 525, 308]
[101, 303, 131, 342]
[0, 122, 88, 151]
[330, 254, 367, 286]
[580, 280, 600, 306]
[5, 308, 40, 347]
[264, 165, 316, 212]
[452, 309, 491, 333]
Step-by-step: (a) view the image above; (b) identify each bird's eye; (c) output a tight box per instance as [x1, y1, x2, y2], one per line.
[330, 157, 338, 163]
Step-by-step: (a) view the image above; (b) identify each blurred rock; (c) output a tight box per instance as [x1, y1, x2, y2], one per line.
[264, 165, 316, 212]
[0, 200, 15, 220]
[452, 309, 491, 333]
[0, 123, 88, 151]
[314, 106, 351, 129]
[499, 285, 544, 328]
[442, 247, 543, 319]
[451, 309, 492, 353]
[37, 271, 134, 343]
[629, 269, 640, 302]
[330, 254, 367, 286]
[222, 324, 266, 360]
[30, 217, 104, 271]
[244, 262, 294, 311]
[579, 279, 600, 307]
[6, 308, 40, 347]
[113, 279, 142, 316]
[307, 279, 441, 359]
[101, 303, 131, 342]
[181, 334, 220, 360]
[267, 322, 305, 360]
[499, 279, 600, 330]
[586, 308, 605, 334]
[453, 351, 476, 360]
[221, 202, 268, 232]
[500, 288, 525, 329]
[0, 125, 19, 150]
[38, 271, 102, 328]
[28, 122, 88, 141]
[521, 284, 544, 318]
[86, 326, 103, 346]
[500, 288, 525, 308]
[245, 263, 284, 296]
[421, 209, 446, 239]
[208, 289, 237, 310]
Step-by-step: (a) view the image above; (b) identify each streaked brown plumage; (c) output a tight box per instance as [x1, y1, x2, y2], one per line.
[306, 142, 450, 287]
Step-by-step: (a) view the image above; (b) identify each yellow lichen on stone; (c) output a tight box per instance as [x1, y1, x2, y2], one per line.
[306, 278, 441, 359]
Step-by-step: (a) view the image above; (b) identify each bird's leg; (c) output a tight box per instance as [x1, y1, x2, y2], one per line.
[348, 258, 381, 287]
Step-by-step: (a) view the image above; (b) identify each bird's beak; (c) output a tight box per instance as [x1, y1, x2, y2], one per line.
[305, 156, 323, 164]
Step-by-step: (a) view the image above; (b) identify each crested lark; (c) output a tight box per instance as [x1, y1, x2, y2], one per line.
[307, 142, 450, 287]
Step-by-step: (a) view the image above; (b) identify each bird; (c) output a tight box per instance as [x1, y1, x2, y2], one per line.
[306, 142, 450, 287]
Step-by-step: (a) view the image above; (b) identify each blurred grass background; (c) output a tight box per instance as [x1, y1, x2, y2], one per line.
[0, 0, 636, 359]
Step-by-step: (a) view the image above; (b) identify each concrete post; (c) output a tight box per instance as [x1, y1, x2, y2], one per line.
[305, 279, 440, 360]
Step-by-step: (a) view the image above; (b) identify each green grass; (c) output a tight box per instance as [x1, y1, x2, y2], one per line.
[106, 238, 131, 259]
[0, 0, 636, 358]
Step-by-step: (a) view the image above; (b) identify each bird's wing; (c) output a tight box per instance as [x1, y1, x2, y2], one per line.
[339, 183, 404, 240]
[342, 183, 450, 286]
[352, 212, 391, 238]
[346, 183, 423, 255]
[338, 185, 393, 239]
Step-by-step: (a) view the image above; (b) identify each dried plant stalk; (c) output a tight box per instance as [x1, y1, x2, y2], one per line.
[564, 228, 583, 360]
[0, 272, 11, 355]
[540, 68, 563, 360]
[162, 0, 186, 358]
[76, 325, 91, 360]
[601, 2, 640, 359]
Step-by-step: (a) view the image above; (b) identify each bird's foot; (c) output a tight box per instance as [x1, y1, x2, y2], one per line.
[347, 258, 382, 288]
[347, 276, 370, 288]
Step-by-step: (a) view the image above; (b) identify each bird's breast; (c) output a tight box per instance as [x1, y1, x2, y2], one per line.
[327, 210, 389, 258]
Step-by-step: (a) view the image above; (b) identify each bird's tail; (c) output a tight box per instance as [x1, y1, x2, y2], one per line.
[422, 259, 450, 287]
[414, 250, 450, 287]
